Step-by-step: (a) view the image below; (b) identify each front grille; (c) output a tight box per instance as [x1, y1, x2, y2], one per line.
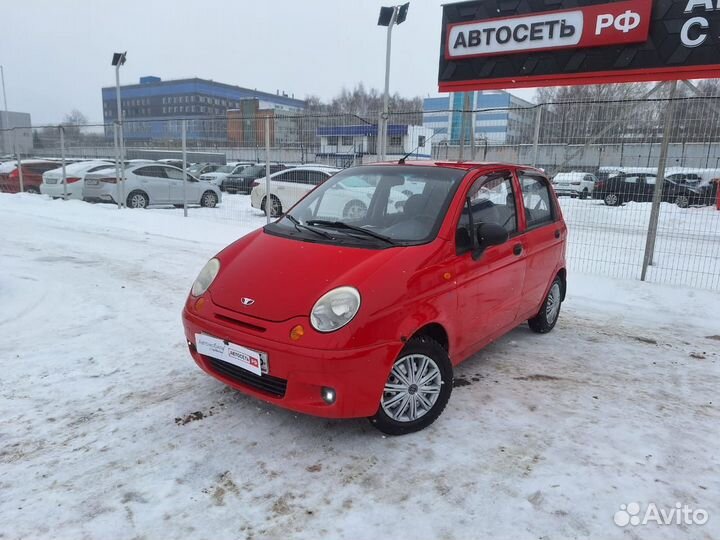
[204, 356, 287, 398]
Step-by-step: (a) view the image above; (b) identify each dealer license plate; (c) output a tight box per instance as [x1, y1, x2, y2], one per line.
[195, 333, 267, 376]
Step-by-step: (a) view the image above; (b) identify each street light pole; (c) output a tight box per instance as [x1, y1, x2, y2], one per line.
[0, 65, 8, 155]
[377, 3, 409, 162]
[112, 52, 127, 207]
[379, 6, 398, 162]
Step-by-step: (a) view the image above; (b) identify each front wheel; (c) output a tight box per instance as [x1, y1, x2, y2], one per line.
[528, 277, 563, 334]
[369, 337, 453, 436]
[675, 195, 690, 208]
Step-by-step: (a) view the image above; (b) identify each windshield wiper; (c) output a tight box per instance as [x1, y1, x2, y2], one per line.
[284, 215, 336, 240]
[306, 220, 397, 245]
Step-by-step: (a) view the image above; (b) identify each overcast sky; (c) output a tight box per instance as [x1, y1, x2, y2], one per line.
[1, 0, 536, 125]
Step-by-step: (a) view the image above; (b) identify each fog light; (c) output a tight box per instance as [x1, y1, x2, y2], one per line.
[290, 324, 305, 341]
[321, 387, 336, 405]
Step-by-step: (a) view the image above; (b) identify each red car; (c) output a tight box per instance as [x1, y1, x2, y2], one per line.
[0, 160, 62, 194]
[182, 161, 567, 434]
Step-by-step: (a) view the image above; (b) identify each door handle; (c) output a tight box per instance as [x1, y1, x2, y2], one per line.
[513, 243, 523, 256]
[554, 230, 561, 239]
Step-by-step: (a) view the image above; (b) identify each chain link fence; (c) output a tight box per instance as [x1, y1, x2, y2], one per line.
[1, 94, 719, 290]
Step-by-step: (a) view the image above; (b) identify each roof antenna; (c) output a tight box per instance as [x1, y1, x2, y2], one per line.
[398, 131, 444, 164]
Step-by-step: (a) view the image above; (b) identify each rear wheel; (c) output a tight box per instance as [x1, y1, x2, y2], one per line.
[200, 191, 218, 208]
[370, 337, 453, 436]
[261, 195, 282, 217]
[342, 199, 367, 220]
[528, 277, 562, 334]
[604, 193, 620, 206]
[579, 188, 589, 200]
[127, 190, 149, 209]
[25, 186, 40, 194]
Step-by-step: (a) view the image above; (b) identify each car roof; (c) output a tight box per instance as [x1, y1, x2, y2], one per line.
[362, 160, 546, 175]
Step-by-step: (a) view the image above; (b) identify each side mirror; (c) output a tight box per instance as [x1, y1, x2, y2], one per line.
[477, 222, 509, 247]
[472, 222, 508, 260]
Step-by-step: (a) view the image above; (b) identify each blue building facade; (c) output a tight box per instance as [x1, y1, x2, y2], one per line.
[423, 91, 534, 145]
[102, 77, 305, 143]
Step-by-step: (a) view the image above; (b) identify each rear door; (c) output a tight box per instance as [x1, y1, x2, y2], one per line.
[514, 170, 565, 320]
[454, 169, 527, 354]
[133, 166, 170, 203]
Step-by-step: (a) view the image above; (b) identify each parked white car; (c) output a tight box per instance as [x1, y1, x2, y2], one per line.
[83, 163, 222, 208]
[551, 171, 596, 199]
[199, 162, 254, 190]
[250, 166, 341, 216]
[40, 160, 114, 200]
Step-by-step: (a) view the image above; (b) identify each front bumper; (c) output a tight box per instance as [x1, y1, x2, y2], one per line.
[553, 186, 581, 196]
[182, 296, 401, 419]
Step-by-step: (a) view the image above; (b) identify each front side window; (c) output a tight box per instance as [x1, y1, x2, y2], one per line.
[519, 172, 555, 228]
[459, 171, 517, 234]
[266, 165, 465, 247]
[164, 167, 184, 180]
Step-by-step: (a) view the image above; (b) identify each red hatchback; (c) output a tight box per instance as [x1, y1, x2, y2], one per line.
[0, 160, 62, 194]
[182, 162, 567, 434]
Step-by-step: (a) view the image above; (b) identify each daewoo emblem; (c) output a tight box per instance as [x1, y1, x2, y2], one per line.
[241, 297, 255, 306]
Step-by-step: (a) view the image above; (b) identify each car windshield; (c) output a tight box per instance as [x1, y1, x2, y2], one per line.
[188, 164, 206, 174]
[265, 165, 465, 247]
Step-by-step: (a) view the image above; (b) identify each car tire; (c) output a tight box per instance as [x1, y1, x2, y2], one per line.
[342, 199, 368, 220]
[126, 190, 149, 209]
[675, 195, 690, 208]
[604, 193, 620, 206]
[25, 186, 40, 194]
[261, 195, 282, 217]
[528, 277, 563, 334]
[580, 189, 589, 200]
[369, 336, 453, 436]
[200, 191, 218, 208]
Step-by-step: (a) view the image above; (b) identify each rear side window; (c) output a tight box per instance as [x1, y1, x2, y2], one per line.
[307, 171, 330, 186]
[518, 173, 555, 229]
[135, 166, 167, 178]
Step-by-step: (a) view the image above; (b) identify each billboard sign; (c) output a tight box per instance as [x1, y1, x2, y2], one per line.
[439, 0, 720, 91]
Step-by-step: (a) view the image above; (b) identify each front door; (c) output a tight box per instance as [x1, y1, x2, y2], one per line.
[454, 170, 527, 357]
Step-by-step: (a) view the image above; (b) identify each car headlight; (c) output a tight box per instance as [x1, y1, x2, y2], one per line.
[310, 286, 361, 332]
[191, 258, 220, 296]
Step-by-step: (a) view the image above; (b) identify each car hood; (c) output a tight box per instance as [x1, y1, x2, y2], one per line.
[208, 229, 406, 322]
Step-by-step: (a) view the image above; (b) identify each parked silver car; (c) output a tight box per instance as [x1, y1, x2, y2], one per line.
[83, 163, 222, 208]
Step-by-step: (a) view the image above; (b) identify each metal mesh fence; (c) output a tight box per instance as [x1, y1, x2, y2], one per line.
[1, 93, 719, 290]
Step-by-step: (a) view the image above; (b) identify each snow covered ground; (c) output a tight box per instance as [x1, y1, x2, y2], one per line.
[1, 193, 719, 540]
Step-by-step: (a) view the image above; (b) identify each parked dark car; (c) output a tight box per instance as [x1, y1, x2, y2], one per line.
[594, 172, 716, 207]
[224, 163, 287, 194]
[188, 163, 222, 177]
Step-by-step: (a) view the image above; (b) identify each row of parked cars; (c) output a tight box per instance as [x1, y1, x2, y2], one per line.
[551, 168, 719, 208]
[0, 158, 224, 208]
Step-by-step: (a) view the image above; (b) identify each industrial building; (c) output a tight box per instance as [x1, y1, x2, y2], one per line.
[0, 111, 32, 154]
[423, 91, 534, 145]
[101, 76, 304, 144]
